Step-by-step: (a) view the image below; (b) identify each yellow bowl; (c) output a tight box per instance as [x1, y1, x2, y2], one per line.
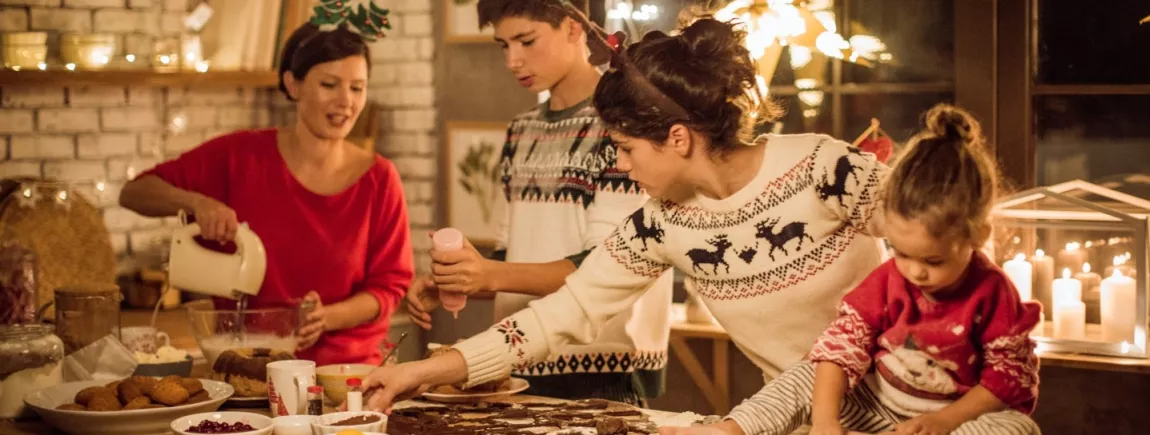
[316, 364, 374, 405]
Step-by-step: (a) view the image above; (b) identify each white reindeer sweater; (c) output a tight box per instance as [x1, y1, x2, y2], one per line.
[454, 133, 889, 386]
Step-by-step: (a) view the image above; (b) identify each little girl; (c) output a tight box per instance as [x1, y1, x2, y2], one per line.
[666, 105, 1043, 435]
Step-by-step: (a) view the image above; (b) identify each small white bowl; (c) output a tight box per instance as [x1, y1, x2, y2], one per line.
[272, 415, 317, 435]
[311, 410, 387, 434]
[171, 411, 274, 435]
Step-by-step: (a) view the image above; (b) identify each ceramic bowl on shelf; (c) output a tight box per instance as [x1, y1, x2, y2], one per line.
[1, 32, 47, 69]
[59, 32, 115, 69]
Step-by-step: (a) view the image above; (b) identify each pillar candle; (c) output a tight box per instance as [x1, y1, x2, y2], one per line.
[1104, 253, 1136, 279]
[1053, 300, 1087, 340]
[1057, 242, 1087, 275]
[1101, 270, 1137, 343]
[1003, 253, 1033, 301]
[1053, 268, 1082, 304]
[1031, 249, 1055, 319]
[1076, 263, 1102, 323]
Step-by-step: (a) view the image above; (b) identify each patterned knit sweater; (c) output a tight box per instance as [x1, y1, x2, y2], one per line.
[806, 252, 1042, 415]
[455, 133, 888, 386]
[492, 98, 674, 382]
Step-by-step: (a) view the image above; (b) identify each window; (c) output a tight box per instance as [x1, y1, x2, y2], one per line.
[1027, 0, 1150, 197]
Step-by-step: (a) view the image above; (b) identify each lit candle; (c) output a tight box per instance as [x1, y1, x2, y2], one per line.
[1104, 253, 1136, 279]
[1057, 242, 1087, 275]
[1053, 268, 1082, 305]
[1101, 270, 1137, 343]
[1052, 268, 1087, 340]
[1076, 263, 1102, 323]
[1031, 249, 1055, 319]
[1003, 253, 1033, 301]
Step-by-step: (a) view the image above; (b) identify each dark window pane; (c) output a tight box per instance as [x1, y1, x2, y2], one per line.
[1037, 1, 1150, 84]
[843, 93, 953, 145]
[1036, 95, 1150, 200]
[762, 95, 833, 136]
[843, 0, 954, 83]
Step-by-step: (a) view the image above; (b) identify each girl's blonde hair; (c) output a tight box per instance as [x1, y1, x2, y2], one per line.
[883, 104, 1001, 245]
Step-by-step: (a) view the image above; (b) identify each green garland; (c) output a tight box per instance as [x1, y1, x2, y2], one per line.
[310, 0, 392, 42]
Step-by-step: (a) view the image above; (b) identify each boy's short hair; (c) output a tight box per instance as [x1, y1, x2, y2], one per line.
[477, 0, 588, 29]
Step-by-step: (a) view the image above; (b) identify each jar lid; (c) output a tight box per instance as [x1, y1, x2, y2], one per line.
[0, 323, 55, 339]
[55, 283, 120, 295]
[307, 385, 324, 393]
[346, 378, 362, 387]
[1, 32, 47, 45]
[59, 33, 116, 45]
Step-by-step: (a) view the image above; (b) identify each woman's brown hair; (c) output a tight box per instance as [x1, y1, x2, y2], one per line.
[278, 24, 371, 101]
[883, 104, 1002, 244]
[592, 18, 781, 156]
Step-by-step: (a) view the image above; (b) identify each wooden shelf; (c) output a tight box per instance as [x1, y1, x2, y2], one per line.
[0, 69, 280, 88]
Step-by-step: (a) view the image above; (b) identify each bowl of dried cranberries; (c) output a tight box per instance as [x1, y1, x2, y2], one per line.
[171, 411, 273, 435]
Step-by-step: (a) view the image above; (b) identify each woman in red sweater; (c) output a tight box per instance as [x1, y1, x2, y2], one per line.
[119, 24, 414, 366]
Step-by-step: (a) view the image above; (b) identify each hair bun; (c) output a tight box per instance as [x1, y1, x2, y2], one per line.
[679, 18, 745, 62]
[925, 104, 980, 144]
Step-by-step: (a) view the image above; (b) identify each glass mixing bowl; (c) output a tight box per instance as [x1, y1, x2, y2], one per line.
[185, 305, 298, 369]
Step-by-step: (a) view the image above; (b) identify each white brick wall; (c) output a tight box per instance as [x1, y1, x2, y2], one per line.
[0, 8, 28, 30]
[0, 0, 440, 278]
[64, 0, 126, 8]
[30, 7, 91, 32]
[39, 108, 100, 132]
[10, 135, 74, 159]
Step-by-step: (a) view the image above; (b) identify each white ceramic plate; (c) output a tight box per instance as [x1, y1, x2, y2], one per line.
[23, 378, 234, 435]
[420, 377, 530, 404]
[171, 411, 274, 435]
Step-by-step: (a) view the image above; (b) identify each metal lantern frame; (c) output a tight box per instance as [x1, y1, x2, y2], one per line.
[994, 180, 1150, 359]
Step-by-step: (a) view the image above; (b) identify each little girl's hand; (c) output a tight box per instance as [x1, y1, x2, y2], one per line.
[810, 423, 847, 435]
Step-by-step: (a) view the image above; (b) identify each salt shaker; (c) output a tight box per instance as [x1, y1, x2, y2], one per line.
[346, 378, 363, 412]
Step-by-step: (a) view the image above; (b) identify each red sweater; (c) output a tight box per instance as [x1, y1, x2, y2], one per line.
[808, 252, 1042, 414]
[143, 129, 414, 366]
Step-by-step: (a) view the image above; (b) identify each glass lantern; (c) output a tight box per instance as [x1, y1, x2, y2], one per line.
[992, 180, 1149, 358]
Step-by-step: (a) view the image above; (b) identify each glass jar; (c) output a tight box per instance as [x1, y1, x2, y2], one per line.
[0, 243, 38, 325]
[0, 324, 64, 419]
[54, 283, 121, 354]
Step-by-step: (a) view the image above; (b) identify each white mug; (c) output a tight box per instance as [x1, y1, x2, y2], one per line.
[119, 326, 171, 354]
[268, 360, 316, 417]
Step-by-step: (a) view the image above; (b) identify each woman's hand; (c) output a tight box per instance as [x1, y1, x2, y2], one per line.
[658, 420, 745, 435]
[296, 291, 326, 351]
[191, 195, 238, 242]
[362, 351, 467, 412]
[430, 237, 497, 295]
[893, 412, 959, 435]
[405, 276, 439, 330]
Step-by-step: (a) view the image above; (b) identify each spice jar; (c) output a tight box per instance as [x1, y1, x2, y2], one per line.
[54, 283, 121, 354]
[0, 324, 64, 419]
[0, 243, 38, 325]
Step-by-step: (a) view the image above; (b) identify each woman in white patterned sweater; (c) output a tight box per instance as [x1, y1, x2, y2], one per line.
[361, 17, 887, 411]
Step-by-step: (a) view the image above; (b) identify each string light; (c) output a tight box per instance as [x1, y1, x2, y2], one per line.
[14, 181, 73, 210]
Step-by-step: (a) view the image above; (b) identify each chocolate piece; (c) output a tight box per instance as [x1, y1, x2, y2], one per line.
[333, 414, 382, 426]
[596, 417, 629, 435]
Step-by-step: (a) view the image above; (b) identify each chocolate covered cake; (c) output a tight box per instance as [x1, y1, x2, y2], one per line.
[210, 348, 293, 397]
[386, 398, 658, 435]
